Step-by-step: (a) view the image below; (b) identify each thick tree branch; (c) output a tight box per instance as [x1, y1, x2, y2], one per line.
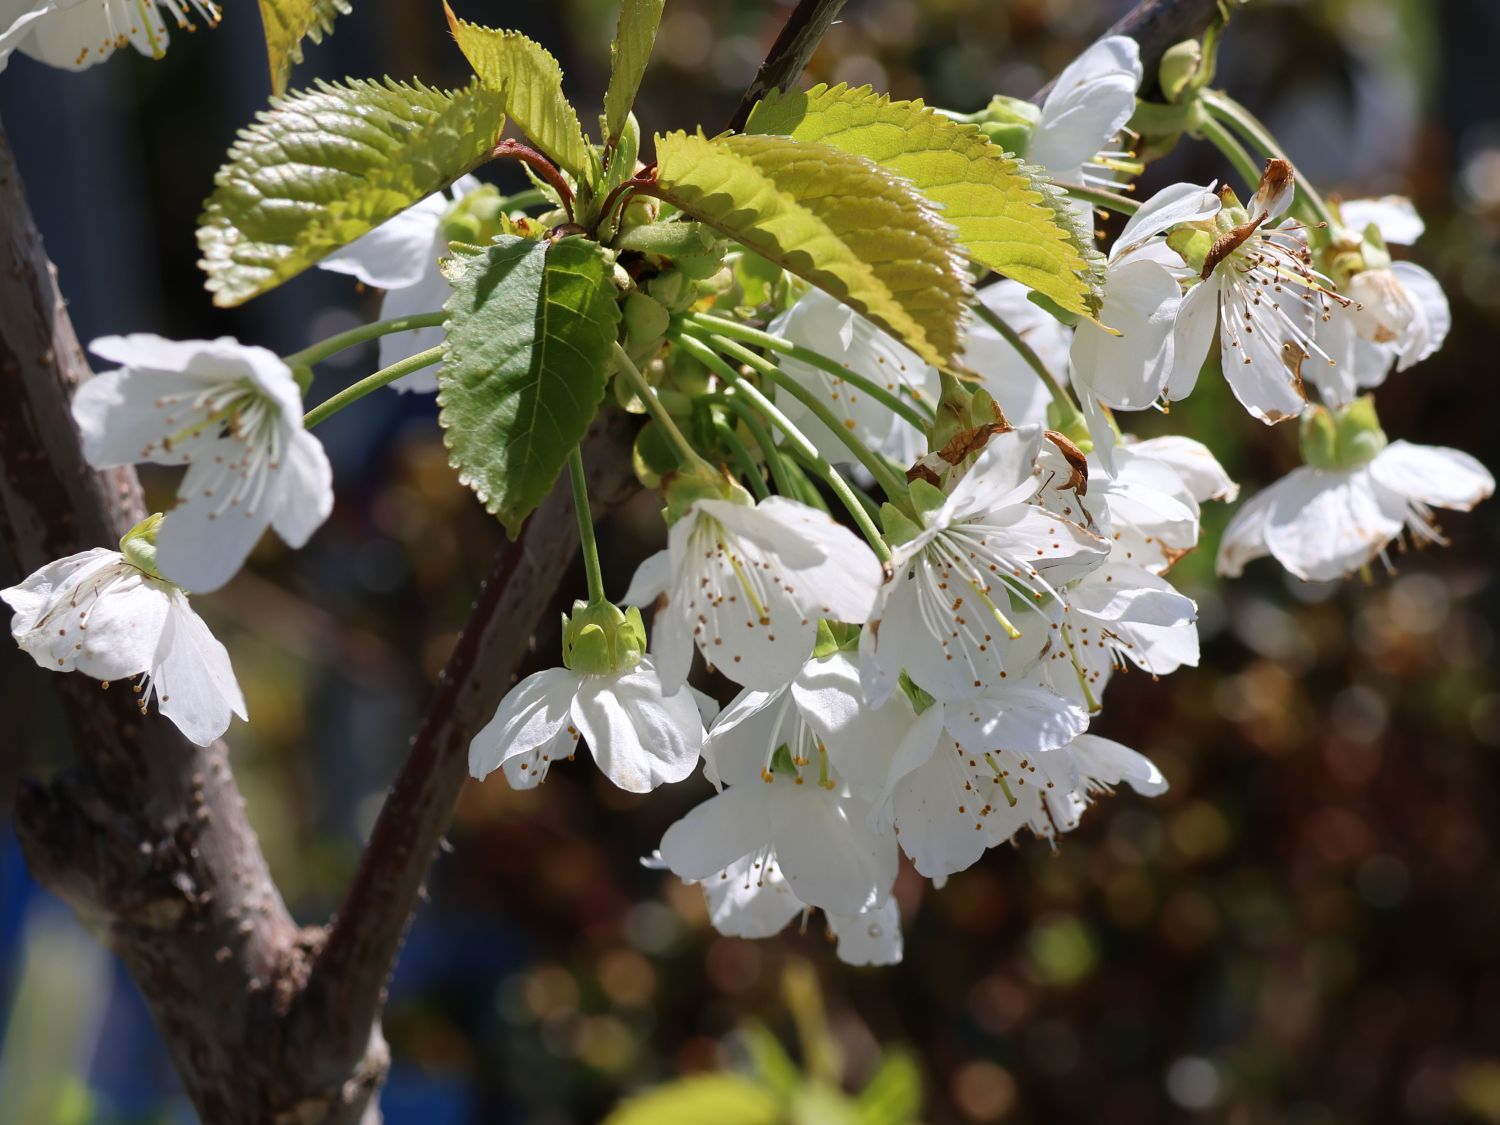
[0, 121, 343, 1124]
[1034, 0, 1226, 102]
[727, 0, 849, 132]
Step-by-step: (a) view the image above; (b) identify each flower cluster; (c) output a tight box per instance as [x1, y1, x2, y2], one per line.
[7, 29, 1491, 968]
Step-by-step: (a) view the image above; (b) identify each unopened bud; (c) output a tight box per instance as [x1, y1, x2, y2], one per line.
[120, 513, 166, 580]
[1159, 40, 1203, 103]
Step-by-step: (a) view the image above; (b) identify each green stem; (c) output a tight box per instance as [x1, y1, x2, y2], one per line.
[710, 414, 771, 501]
[500, 187, 550, 212]
[303, 345, 445, 428]
[970, 300, 1083, 424]
[693, 330, 911, 504]
[567, 446, 606, 604]
[612, 342, 714, 473]
[687, 312, 935, 426]
[1194, 111, 1262, 196]
[712, 392, 796, 499]
[674, 333, 893, 561]
[1054, 181, 1140, 216]
[1200, 91, 1335, 231]
[283, 312, 446, 370]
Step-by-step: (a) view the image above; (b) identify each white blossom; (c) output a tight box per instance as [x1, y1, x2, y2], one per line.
[318, 175, 482, 392]
[72, 335, 333, 593]
[1218, 440, 1493, 581]
[469, 656, 703, 794]
[1031, 36, 1143, 190]
[963, 280, 1071, 428]
[624, 493, 882, 693]
[767, 287, 938, 466]
[3, 0, 219, 71]
[3, 546, 245, 745]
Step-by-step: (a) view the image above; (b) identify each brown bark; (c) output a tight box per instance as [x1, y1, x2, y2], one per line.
[0, 0, 1227, 1118]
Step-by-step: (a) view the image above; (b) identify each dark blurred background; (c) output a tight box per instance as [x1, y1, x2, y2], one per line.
[3, 0, 1500, 1121]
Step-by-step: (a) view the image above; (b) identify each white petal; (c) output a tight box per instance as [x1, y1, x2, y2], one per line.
[468, 667, 578, 780]
[702, 685, 794, 788]
[623, 548, 672, 606]
[1389, 261, 1450, 371]
[571, 661, 702, 793]
[964, 281, 1070, 427]
[268, 429, 334, 548]
[954, 681, 1090, 755]
[1215, 484, 1278, 577]
[1123, 435, 1238, 503]
[1166, 278, 1218, 402]
[1114, 181, 1221, 258]
[1033, 36, 1141, 177]
[890, 741, 996, 879]
[770, 787, 896, 916]
[1262, 467, 1403, 581]
[827, 897, 903, 966]
[152, 592, 247, 745]
[154, 472, 278, 593]
[1, 4, 56, 71]
[659, 785, 769, 881]
[1368, 441, 1494, 510]
[942, 425, 1045, 519]
[1070, 258, 1180, 410]
[1340, 196, 1424, 245]
[71, 367, 205, 469]
[700, 855, 803, 939]
[24, 0, 169, 68]
[318, 194, 448, 289]
[4, 552, 167, 679]
[1218, 281, 1311, 424]
[1067, 733, 1168, 796]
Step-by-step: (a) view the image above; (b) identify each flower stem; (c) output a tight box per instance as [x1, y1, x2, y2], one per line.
[686, 311, 935, 427]
[689, 329, 911, 505]
[303, 345, 445, 428]
[1193, 111, 1263, 196]
[567, 446, 606, 604]
[1200, 91, 1336, 232]
[674, 333, 893, 562]
[1054, 181, 1141, 216]
[708, 410, 771, 500]
[711, 391, 795, 499]
[969, 299, 1084, 427]
[611, 342, 715, 474]
[283, 312, 447, 371]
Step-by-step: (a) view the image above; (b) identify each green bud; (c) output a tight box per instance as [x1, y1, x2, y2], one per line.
[1159, 40, 1203, 103]
[946, 95, 1040, 156]
[662, 465, 753, 525]
[1300, 396, 1388, 470]
[928, 372, 976, 452]
[1298, 405, 1341, 470]
[646, 269, 693, 312]
[439, 184, 505, 244]
[622, 291, 671, 362]
[1046, 399, 1093, 452]
[120, 513, 166, 579]
[562, 600, 647, 676]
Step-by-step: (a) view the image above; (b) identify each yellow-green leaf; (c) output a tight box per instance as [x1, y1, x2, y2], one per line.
[439, 236, 621, 536]
[444, 3, 590, 178]
[198, 78, 506, 307]
[603, 0, 664, 144]
[256, 0, 350, 95]
[604, 1076, 783, 1125]
[747, 83, 1104, 318]
[653, 131, 972, 368]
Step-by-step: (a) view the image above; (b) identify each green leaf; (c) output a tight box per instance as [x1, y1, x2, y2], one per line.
[256, 0, 350, 95]
[439, 236, 621, 536]
[603, 1076, 783, 1125]
[853, 1052, 922, 1125]
[603, 0, 664, 145]
[653, 130, 972, 368]
[746, 83, 1104, 319]
[198, 78, 506, 307]
[444, 3, 590, 178]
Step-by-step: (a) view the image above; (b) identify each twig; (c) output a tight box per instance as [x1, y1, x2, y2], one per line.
[490, 139, 576, 220]
[727, 0, 850, 132]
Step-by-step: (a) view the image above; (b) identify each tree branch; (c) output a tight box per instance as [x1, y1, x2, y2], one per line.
[0, 121, 341, 1124]
[1033, 0, 1226, 103]
[727, 0, 849, 132]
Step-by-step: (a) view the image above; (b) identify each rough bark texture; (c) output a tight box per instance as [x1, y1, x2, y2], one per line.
[0, 0, 1224, 1118]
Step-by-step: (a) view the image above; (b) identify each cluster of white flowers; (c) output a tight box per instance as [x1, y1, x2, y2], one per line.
[7, 32, 1490, 968]
[1, 0, 219, 72]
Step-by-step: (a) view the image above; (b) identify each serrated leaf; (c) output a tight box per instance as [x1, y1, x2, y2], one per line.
[603, 1076, 783, 1125]
[444, 2, 590, 178]
[603, 0, 664, 144]
[747, 83, 1104, 318]
[198, 78, 506, 307]
[653, 131, 972, 367]
[439, 236, 621, 536]
[257, 0, 351, 95]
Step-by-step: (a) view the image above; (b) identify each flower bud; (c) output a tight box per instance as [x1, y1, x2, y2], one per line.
[440, 184, 506, 245]
[120, 513, 166, 580]
[946, 95, 1040, 156]
[1299, 396, 1388, 470]
[1158, 40, 1203, 103]
[622, 291, 671, 362]
[562, 599, 648, 676]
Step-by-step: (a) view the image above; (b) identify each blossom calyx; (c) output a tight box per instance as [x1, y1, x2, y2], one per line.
[119, 513, 166, 580]
[946, 95, 1040, 156]
[562, 599, 648, 676]
[661, 465, 754, 525]
[1299, 396, 1388, 471]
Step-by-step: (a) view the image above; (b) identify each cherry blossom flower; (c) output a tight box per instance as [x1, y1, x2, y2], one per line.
[862, 426, 1108, 705]
[1030, 36, 1143, 190]
[624, 489, 882, 693]
[318, 175, 483, 392]
[2, 518, 245, 746]
[4, 0, 219, 71]
[1219, 405, 1493, 581]
[767, 287, 938, 465]
[72, 335, 333, 593]
[469, 603, 704, 793]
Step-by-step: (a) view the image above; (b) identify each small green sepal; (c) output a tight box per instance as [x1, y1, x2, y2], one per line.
[812, 619, 861, 659]
[562, 599, 648, 676]
[1299, 395, 1388, 471]
[120, 513, 166, 580]
[898, 671, 937, 715]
